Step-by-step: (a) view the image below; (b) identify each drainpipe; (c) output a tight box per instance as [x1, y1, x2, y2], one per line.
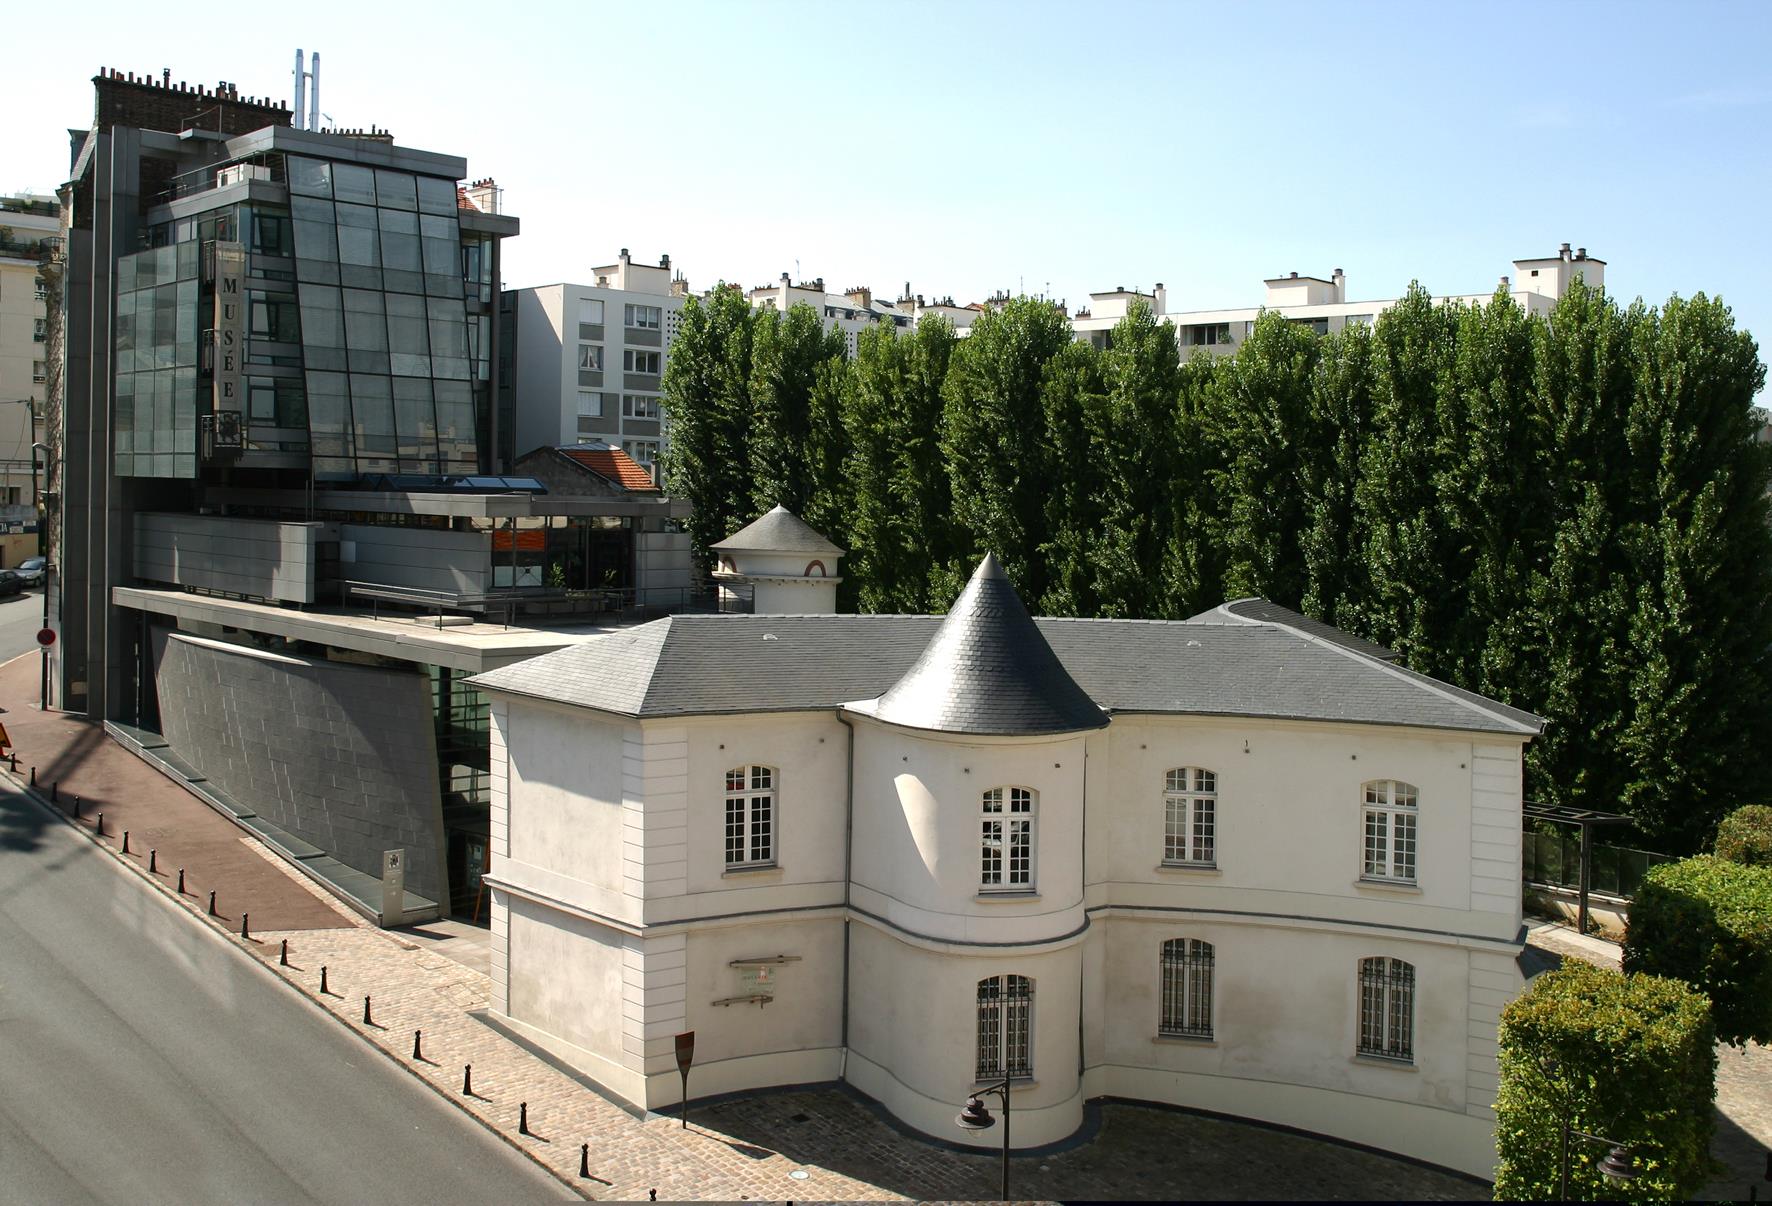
[835, 709, 857, 1078]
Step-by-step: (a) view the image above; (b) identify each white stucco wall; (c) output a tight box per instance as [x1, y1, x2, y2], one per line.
[485, 690, 1528, 1179]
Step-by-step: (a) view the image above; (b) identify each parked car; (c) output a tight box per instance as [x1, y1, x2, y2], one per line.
[12, 556, 45, 587]
[0, 570, 23, 598]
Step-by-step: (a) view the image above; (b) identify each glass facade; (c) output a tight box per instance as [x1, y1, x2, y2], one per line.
[114, 242, 201, 478]
[115, 151, 492, 481]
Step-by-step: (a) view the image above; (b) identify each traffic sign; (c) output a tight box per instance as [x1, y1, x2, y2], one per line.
[35, 628, 54, 648]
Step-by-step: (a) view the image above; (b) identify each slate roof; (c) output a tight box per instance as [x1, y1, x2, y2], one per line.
[866, 553, 1107, 735]
[710, 505, 845, 556]
[1202, 599, 1399, 662]
[469, 606, 1544, 738]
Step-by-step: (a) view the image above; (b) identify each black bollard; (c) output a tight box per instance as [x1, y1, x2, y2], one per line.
[121, 829, 129, 854]
[519, 1102, 530, 1136]
[176, 868, 185, 894]
[30, 765, 36, 786]
[462, 1064, 473, 1096]
[412, 1029, 423, 1060]
[96, 813, 104, 837]
[149, 849, 157, 874]
[649, 1190, 657, 1202]
[320, 965, 329, 995]
[580, 1144, 590, 1178]
[279, 938, 288, 967]
[363, 995, 373, 1025]
[241, 913, 250, 940]
[207, 890, 216, 917]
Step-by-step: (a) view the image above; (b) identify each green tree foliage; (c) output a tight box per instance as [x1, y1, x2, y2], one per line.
[940, 296, 1077, 606]
[660, 284, 755, 566]
[1623, 854, 1772, 1045]
[1211, 310, 1322, 607]
[660, 282, 1771, 849]
[747, 302, 847, 517]
[1496, 961, 1715, 1201]
[1714, 805, 1772, 866]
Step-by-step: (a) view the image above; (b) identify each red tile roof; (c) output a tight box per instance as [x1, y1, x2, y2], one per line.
[558, 445, 659, 492]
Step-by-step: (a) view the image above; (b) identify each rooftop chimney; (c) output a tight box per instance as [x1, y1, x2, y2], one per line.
[1332, 267, 1345, 302]
[619, 248, 630, 261]
[1559, 242, 1571, 261]
[659, 253, 670, 269]
[1575, 247, 1587, 260]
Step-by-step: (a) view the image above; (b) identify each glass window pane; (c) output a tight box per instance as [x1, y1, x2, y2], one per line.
[287, 156, 333, 197]
[332, 163, 376, 206]
[374, 169, 417, 211]
[416, 175, 457, 215]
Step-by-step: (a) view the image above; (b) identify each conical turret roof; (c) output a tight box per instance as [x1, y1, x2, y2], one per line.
[710, 504, 844, 555]
[867, 553, 1107, 735]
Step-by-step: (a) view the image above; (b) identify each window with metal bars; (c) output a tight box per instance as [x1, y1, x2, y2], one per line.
[1158, 938, 1214, 1037]
[1163, 768, 1217, 865]
[975, 974, 1033, 1080]
[1357, 957, 1414, 1061]
[723, 765, 775, 868]
[1361, 780, 1418, 883]
[980, 787, 1035, 890]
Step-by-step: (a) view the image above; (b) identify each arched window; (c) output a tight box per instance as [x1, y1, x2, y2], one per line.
[1163, 768, 1217, 866]
[1159, 938, 1214, 1038]
[1356, 956, 1415, 1062]
[976, 974, 1034, 1079]
[980, 787, 1036, 891]
[724, 765, 775, 868]
[1362, 780, 1418, 883]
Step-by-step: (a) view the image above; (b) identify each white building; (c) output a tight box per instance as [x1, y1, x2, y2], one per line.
[469, 517, 1539, 1179]
[508, 250, 689, 481]
[747, 274, 914, 358]
[1073, 244, 1606, 356]
[0, 192, 59, 565]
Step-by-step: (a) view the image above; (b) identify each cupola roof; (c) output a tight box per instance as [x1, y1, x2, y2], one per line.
[866, 553, 1107, 736]
[710, 504, 844, 556]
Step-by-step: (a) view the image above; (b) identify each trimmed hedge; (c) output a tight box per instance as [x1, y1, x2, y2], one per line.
[1624, 855, 1772, 1045]
[1714, 804, 1772, 866]
[1496, 962, 1715, 1201]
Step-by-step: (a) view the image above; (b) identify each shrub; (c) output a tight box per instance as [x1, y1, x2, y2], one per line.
[1624, 855, 1772, 1045]
[1714, 804, 1772, 866]
[1495, 962, 1715, 1201]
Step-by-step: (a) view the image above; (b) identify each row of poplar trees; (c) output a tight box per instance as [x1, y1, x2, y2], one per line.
[662, 281, 1772, 853]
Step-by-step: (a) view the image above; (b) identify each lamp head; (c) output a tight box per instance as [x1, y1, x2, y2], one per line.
[1598, 1144, 1639, 1183]
[955, 1095, 995, 1132]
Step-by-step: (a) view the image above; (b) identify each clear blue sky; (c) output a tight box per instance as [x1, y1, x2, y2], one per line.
[7, 1, 1770, 381]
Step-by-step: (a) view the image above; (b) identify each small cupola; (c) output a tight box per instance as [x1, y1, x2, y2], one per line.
[709, 505, 845, 614]
[865, 553, 1106, 735]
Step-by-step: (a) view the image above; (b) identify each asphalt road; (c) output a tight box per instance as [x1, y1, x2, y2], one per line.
[0, 585, 48, 665]
[0, 785, 575, 1205]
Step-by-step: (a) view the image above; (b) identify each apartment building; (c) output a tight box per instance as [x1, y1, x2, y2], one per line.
[1073, 245, 1606, 354]
[507, 250, 688, 482]
[748, 273, 914, 357]
[0, 192, 60, 563]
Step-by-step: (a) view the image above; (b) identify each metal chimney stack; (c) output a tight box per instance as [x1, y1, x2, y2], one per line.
[293, 50, 306, 130]
[309, 52, 321, 132]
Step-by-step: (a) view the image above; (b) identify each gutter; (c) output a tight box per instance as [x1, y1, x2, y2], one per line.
[835, 709, 857, 1079]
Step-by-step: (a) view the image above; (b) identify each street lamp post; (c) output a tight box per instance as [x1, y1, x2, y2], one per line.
[955, 1079, 1011, 1202]
[31, 440, 48, 710]
[1558, 1124, 1639, 1201]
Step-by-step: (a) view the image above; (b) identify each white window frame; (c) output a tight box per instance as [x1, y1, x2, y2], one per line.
[975, 974, 1033, 1080]
[980, 786, 1035, 892]
[1163, 768, 1216, 866]
[723, 765, 775, 869]
[1361, 780, 1418, 884]
[578, 343, 603, 371]
[1158, 938, 1214, 1038]
[1356, 956, 1415, 1062]
[578, 298, 605, 324]
[624, 302, 661, 330]
[577, 391, 605, 418]
[622, 394, 660, 419]
[623, 348, 661, 375]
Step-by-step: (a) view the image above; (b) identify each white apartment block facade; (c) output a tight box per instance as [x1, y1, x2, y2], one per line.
[0, 193, 59, 566]
[746, 274, 915, 358]
[509, 250, 688, 482]
[1073, 244, 1606, 355]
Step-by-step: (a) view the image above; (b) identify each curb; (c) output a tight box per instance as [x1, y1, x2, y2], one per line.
[0, 759, 594, 1201]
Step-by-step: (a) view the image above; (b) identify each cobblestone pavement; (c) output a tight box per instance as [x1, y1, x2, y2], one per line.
[1526, 920, 1772, 1201]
